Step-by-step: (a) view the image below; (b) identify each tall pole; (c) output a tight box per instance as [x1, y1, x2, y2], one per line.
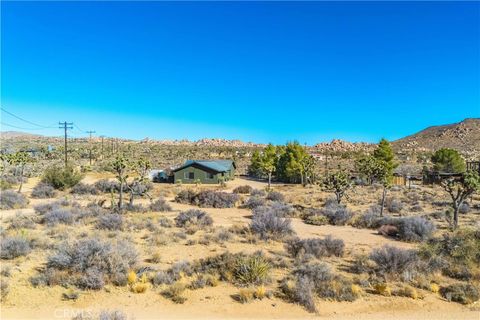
[86, 130, 96, 166]
[59, 121, 73, 167]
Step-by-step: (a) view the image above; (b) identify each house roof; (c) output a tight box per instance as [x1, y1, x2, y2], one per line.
[173, 159, 235, 173]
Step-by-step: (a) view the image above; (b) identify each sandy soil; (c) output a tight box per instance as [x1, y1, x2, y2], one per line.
[1, 175, 479, 320]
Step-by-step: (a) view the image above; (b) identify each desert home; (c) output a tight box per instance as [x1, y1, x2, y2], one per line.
[172, 159, 236, 184]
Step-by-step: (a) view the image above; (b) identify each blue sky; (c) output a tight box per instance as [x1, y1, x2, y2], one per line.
[1, 1, 479, 144]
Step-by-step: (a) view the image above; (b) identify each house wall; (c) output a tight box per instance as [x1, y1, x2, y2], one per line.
[174, 166, 221, 184]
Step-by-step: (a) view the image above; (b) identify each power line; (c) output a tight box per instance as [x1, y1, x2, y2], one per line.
[59, 122, 73, 167]
[1, 107, 56, 128]
[1, 122, 53, 131]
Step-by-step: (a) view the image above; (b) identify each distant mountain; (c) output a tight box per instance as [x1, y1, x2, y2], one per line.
[392, 118, 480, 157]
[0, 131, 43, 138]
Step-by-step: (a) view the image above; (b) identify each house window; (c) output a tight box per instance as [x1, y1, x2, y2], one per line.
[185, 172, 194, 180]
[206, 172, 215, 179]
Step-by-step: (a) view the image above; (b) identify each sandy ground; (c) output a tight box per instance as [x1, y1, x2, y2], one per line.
[1, 175, 479, 320]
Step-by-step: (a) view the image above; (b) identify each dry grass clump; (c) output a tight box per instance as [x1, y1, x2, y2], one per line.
[369, 245, 423, 281]
[305, 199, 353, 226]
[162, 282, 187, 304]
[8, 212, 36, 230]
[1, 278, 9, 301]
[96, 214, 124, 231]
[266, 191, 285, 202]
[94, 179, 120, 193]
[71, 182, 99, 195]
[250, 207, 294, 240]
[175, 189, 239, 208]
[285, 236, 345, 259]
[244, 196, 267, 209]
[0, 190, 28, 209]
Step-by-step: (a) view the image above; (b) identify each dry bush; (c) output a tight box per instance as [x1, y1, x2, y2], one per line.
[96, 214, 124, 231]
[1, 279, 9, 301]
[149, 197, 172, 212]
[440, 283, 479, 304]
[250, 211, 294, 240]
[285, 236, 345, 259]
[0, 236, 31, 259]
[31, 182, 57, 198]
[244, 196, 266, 209]
[94, 179, 120, 193]
[370, 245, 423, 281]
[233, 185, 253, 194]
[266, 191, 285, 202]
[71, 183, 98, 195]
[0, 190, 28, 209]
[175, 209, 213, 228]
[8, 213, 36, 230]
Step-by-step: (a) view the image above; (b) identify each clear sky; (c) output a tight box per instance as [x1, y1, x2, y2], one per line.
[1, 1, 479, 144]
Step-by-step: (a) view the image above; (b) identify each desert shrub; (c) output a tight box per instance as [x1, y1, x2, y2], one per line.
[149, 197, 172, 212]
[410, 204, 423, 212]
[386, 198, 404, 213]
[250, 189, 266, 197]
[125, 203, 147, 213]
[42, 165, 84, 190]
[71, 183, 98, 195]
[320, 201, 353, 226]
[440, 283, 479, 304]
[285, 236, 345, 259]
[396, 216, 435, 242]
[0, 236, 31, 259]
[96, 214, 123, 231]
[304, 214, 329, 226]
[94, 179, 120, 193]
[1, 265, 11, 277]
[98, 310, 127, 320]
[175, 209, 213, 228]
[458, 203, 471, 214]
[233, 185, 253, 194]
[45, 238, 137, 289]
[1, 279, 9, 301]
[370, 245, 421, 279]
[253, 202, 294, 218]
[281, 262, 359, 312]
[42, 208, 77, 226]
[194, 190, 239, 208]
[266, 191, 284, 202]
[0, 190, 28, 209]
[233, 254, 271, 286]
[8, 213, 36, 230]
[31, 182, 57, 198]
[351, 206, 383, 229]
[244, 196, 266, 209]
[152, 271, 176, 286]
[251, 211, 294, 240]
[174, 189, 197, 204]
[419, 228, 480, 280]
[158, 217, 174, 228]
[162, 282, 187, 304]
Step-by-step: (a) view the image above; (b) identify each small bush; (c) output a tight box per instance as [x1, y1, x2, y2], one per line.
[304, 214, 329, 226]
[149, 197, 172, 212]
[98, 310, 127, 320]
[94, 179, 119, 193]
[396, 216, 435, 242]
[266, 191, 284, 202]
[320, 201, 353, 226]
[233, 185, 253, 194]
[8, 213, 35, 230]
[244, 196, 266, 209]
[158, 217, 174, 228]
[152, 271, 175, 286]
[253, 202, 294, 218]
[459, 203, 470, 214]
[351, 206, 383, 228]
[71, 183, 98, 195]
[162, 282, 187, 304]
[42, 208, 80, 226]
[386, 198, 404, 213]
[440, 283, 479, 304]
[175, 209, 213, 228]
[234, 254, 271, 286]
[251, 211, 294, 240]
[31, 182, 57, 198]
[42, 165, 84, 190]
[0, 236, 31, 259]
[0, 190, 28, 210]
[96, 214, 123, 231]
[77, 267, 105, 290]
[250, 189, 266, 197]
[370, 245, 420, 278]
[285, 236, 345, 259]
[194, 190, 239, 208]
[174, 189, 197, 204]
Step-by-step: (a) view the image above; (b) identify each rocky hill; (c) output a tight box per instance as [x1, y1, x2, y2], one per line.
[392, 118, 480, 158]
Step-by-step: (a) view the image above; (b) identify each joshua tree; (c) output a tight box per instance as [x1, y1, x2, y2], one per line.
[321, 169, 352, 204]
[126, 157, 151, 207]
[441, 170, 480, 229]
[112, 155, 129, 211]
[8, 151, 33, 193]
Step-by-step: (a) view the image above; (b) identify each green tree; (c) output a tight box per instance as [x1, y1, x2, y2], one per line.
[259, 144, 277, 189]
[42, 164, 84, 190]
[248, 150, 263, 178]
[277, 142, 310, 185]
[441, 170, 480, 229]
[431, 148, 466, 173]
[321, 169, 352, 204]
[373, 139, 397, 216]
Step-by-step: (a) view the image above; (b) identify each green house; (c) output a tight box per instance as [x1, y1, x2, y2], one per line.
[172, 160, 236, 184]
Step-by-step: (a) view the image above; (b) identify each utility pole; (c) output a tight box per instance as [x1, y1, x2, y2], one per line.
[59, 121, 73, 167]
[86, 130, 96, 166]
